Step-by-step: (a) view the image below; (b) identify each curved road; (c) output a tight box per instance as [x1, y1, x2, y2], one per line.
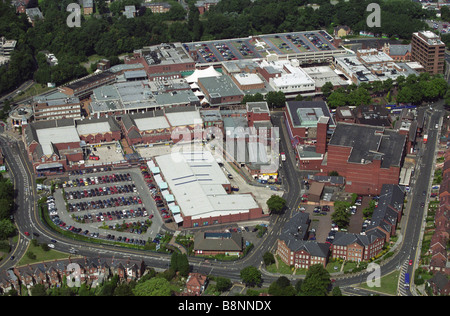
[0, 104, 445, 294]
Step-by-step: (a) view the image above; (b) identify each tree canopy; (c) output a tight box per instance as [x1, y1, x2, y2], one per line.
[299, 264, 331, 296]
[133, 277, 172, 296]
[240, 266, 262, 287]
[266, 195, 287, 214]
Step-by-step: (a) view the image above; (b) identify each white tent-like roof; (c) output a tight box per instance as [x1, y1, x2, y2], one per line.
[185, 66, 221, 83]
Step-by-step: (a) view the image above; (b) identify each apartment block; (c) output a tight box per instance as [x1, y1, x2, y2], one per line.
[411, 31, 445, 75]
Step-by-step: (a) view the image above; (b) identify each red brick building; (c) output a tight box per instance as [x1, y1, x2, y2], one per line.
[324, 123, 406, 195]
[76, 116, 122, 145]
[197, 75, 244, 106]
[429, 149, 450, 275]
[183, 206, 265, 229]
[284, 101, 333, 170]
[185, 273, 208, 296]
[331, 229, 386, 262]
[23, 117, 121, 174]
[195, 0, 220, 14]
[277, 212, 330, 269]
[119, 106, 202, 146]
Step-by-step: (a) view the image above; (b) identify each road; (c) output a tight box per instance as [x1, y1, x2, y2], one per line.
[0, 135, 37, 270]
[0, 80, 34, 104]
[0, 104, 445, 293]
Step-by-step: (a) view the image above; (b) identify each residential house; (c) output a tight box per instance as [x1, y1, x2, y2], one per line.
[428, 272, 450, 296]
[185, 273, 208, 296]
[334, 25, 352, 38]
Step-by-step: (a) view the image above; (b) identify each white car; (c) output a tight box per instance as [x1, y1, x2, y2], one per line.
[48, 244, 55, 249]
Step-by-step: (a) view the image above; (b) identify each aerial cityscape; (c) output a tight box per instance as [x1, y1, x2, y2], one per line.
[0, 0, 449, 301]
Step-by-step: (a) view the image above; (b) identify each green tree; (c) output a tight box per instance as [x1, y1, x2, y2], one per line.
[170, 252, 190, 277]
[348, 87, 371, 106]
[0, 199, 13, 220]
[31, 283, 47, 296]
[326, 90, 348, 108]
[240, 266, 262, 287]
[321, 81, 334, 98]
[242, 93, 264, 104]
[114, 283, 134, 296]
[299, 264, 331, 296]
[363, 199, 377, 217]
[0, 219, 16, 239]
[40, 243, 50, 252]
[268, 276, 296, 296]
[262, 251, 275, 266]
[265, 91, 286, 109]
[332, 286, 342, 296]
[133, 277, 172, 296]
[215, 277, 232, 292]
[331, 201, 351, 228]
[266, 195, 286, 214]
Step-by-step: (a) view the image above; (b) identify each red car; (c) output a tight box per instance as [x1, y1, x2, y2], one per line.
[24, 231, 30, 236]
[409, 259, 413, 266]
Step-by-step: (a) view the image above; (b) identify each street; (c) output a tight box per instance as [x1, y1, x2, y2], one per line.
[0, 103, 445, 294]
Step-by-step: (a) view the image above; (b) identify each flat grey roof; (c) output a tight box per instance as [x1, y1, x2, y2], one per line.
[286, 101, 334, 128]
[329, 123, 406, 168]
[198, 75, 244, 98]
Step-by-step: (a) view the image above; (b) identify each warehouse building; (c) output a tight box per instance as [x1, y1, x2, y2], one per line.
[154, 151, 266, 228]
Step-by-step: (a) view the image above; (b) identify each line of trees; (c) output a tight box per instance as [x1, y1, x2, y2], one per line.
[325, 73, 449, 108]
[0, 174, 16, 255]
[198, 0, 432, 42]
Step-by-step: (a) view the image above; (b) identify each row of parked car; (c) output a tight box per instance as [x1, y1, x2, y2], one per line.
[68, 195, 143, 212]
[106, 235, 147, 246]
[47, 196, 57, 216]
[312, 205, 331, 215]
[68, 167, 113, 176]
[74, 207, 149, 223]
[65, 184, 137, 200]
[140, 163, 173, 224]
[305, 32, 332, 51]
[63, 173, 132, 188]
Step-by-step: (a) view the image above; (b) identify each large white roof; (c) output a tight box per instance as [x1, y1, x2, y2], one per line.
[155, 151, 259, 220]
[76, 121, 111, 135]
[36, 126, 80, 156]
[165, 110, 202, 127]
[134, 116, 170, 131]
